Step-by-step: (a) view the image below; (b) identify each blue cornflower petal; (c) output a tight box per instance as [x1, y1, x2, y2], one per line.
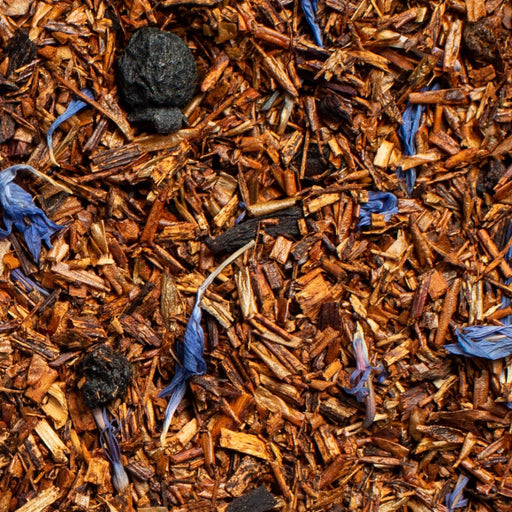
[499, 221, 512, 325]
[397, 83, 440, 193]
[445, 475, 469, 511]
[99, 408, 122, 465]
[236, 202, 247, 225]
[345, 367, 372, 402]
[47, 88, 94, 165]
[158, 240, 255, 444]
[399, 102, 424, 157]
[344, 324, 383, 403]
[96, 406, 129, 493]
[300, 0, 323, 47]
[358, 191, 398, 228]
[0, 165, 63, 262]
[445, 326, 512, 360]
[11, 268, 49, 296]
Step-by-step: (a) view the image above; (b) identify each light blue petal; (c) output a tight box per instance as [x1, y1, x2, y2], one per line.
[446, 327, 512, 360]
[47, 88, 94, 164]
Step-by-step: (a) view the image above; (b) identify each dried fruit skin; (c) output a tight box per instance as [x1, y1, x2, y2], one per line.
[117, 27, 197, 133]
[462, 21, 499, 63]
[79, 345, 133, 408]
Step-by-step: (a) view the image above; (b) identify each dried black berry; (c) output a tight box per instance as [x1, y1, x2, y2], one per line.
[79, 345, 133, 408]
[6, 30, 36, 77]
[462, 21, 499, 64]
[117, 27, 197, 133]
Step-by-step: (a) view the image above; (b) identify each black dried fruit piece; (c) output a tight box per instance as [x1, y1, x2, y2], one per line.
[477, 158, 506, 197]
[463, 21, 499, 64]
[318, 91, 353, 124]
[204, 206, 303, 254]
[117, 27, 197, 133]
[226, 485, 277, 512]
[79, 345, 133, 408]
[6, 30, 36, 77]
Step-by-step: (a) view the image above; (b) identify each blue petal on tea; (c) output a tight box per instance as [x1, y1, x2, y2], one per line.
[99, 407, 122, 465]
[400, 102, 424, 157]
[358, 191, 398, 228]
[47, 88, 94, 165]
[445, 475, 469, 511]
[0, 165, 63, 262]
[98, 406, 129, 493]
[397, 83, 440, 194]
[445, 326, 512, 360]
[500, 221, 512, 325]
[236, 202, 247, 224]
[300, 0, 323, 47]
[158, 240, 255, 444]
[11, 268, 49, 296]
[344, 324, 384, 402]
[158, 297, 207, 443]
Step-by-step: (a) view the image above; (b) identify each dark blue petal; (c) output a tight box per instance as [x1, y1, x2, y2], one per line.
[11, 268, 49, 296]
[158, 240, 255, 443]
[358, 191, 398, 228]
[300, 0, 323, 47]
[99, 407, 122, 464]
[500, 221, 512, 325]
[446, 326, 512, 360]
[47, 88, 94, 164]
[0, 165, 63, 262]
[397, 83, 440, 193]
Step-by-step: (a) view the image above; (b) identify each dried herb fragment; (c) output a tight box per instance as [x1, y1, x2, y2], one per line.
[6, 30, 36, 76]
[226, 485, 277, 512]
[462, 21, 499, 63]
[205, 206, 302, 254]
[117, 28, 197, 133]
